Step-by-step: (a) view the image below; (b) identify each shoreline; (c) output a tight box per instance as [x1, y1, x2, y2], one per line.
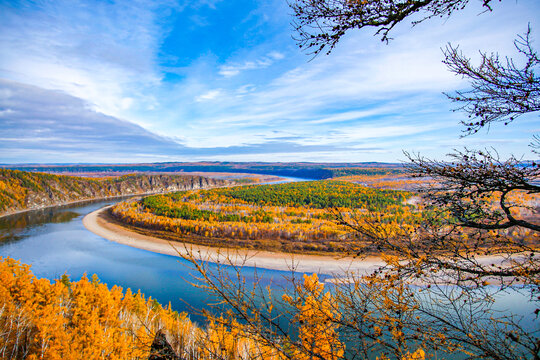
[0, 193, 154, 219]
[83, 206, 386, 276]
[0, 189, 199, 219]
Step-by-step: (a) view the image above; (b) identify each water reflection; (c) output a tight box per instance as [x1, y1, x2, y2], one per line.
[0, 197, 137, 245]
[0, 210, 80, 243]
[0, 198, 298, 323]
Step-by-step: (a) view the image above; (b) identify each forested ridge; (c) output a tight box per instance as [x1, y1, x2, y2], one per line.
[0, 169, 227, 216]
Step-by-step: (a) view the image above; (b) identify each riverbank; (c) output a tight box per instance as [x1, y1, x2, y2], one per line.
[0, 193, 151, 219]
[83, 206, 386, 276]
[0, 173, 292, 219]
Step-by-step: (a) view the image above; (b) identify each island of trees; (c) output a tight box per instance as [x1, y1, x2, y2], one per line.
[109, 180, 426, 254]
[109, 177, 536, 257]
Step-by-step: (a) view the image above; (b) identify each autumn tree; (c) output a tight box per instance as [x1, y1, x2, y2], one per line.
[444, 25, 540, 134]
[182, 248, 438, 359]
[323, 7, 540, 286]
[290, 0, 504, 54]
[1, 256, 301, 360]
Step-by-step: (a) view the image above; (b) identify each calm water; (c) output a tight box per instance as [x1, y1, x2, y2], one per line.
[0, 198, 304, 323]
[0, 177, 313, 317]
[0, 192, 536, 358]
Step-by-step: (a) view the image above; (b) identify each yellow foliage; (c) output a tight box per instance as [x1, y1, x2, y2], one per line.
[0, 257, 190, 359]
[282, 273, 345, 360]
[110, 181, 426, 255]
[0, 257, 313, 359]
[402, 348, 426, 360]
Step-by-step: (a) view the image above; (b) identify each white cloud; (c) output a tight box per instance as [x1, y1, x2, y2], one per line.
[120, 97, 134, 110]
[308, 106, 400, 124]
[236, 84, 256, 94]
[268, 51, 285, 60]
[195, 89, 222, 102]
[0, 0, 173, 126]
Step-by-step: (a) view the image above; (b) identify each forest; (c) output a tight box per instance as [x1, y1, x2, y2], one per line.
[110, 178, 537, 255]
[109, 180, 427, 254]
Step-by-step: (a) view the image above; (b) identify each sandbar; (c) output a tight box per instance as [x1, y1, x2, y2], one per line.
[83, 206, 386, 276]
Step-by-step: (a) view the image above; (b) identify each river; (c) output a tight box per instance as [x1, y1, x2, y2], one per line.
[0, 182, 537, 358]
[0, 177, 314, 322]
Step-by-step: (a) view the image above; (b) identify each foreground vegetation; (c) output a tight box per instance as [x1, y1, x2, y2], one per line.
[110, 181, 422, 254]
[4, 252, 534, 360]
[0, 169, 227, 216]
[1, 256, 437, 360]
[0, 257, 294, 359]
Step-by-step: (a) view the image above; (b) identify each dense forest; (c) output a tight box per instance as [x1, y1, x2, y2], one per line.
[110, 178, 537, 255]
[203, 181, 408, 209]
[110, 181, 422, 254]
[0, 169, 228, 216]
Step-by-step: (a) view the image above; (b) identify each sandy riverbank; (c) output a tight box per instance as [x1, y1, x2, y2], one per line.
[83, 206, 386, 276]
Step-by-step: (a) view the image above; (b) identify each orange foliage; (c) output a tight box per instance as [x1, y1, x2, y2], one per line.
[0, 257, 196, 359]
[109, 182, 423, 255]
[1, 257, 342, 359]
[282, 274, 345, 359]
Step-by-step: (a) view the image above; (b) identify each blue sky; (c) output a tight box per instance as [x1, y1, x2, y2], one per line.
[0, 0, 538, 164]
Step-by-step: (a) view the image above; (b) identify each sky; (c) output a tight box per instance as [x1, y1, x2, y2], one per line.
[0, 0, 539, 164]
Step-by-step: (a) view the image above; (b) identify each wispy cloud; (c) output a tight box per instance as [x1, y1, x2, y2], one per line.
[218, 51, 285, 77]
[0, 79, 365, 163]
[0, 0, 172, 128]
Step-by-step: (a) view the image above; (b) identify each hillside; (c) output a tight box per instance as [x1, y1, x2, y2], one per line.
[0, 169, 228, 216]
[0, 256, 287, 359]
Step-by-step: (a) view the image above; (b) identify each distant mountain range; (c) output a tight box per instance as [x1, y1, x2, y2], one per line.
[0, 161, 404, 180]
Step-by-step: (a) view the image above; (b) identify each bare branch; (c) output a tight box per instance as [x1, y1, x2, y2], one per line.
[290, 0, 496, 55]
[443, 26, 540, 135]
